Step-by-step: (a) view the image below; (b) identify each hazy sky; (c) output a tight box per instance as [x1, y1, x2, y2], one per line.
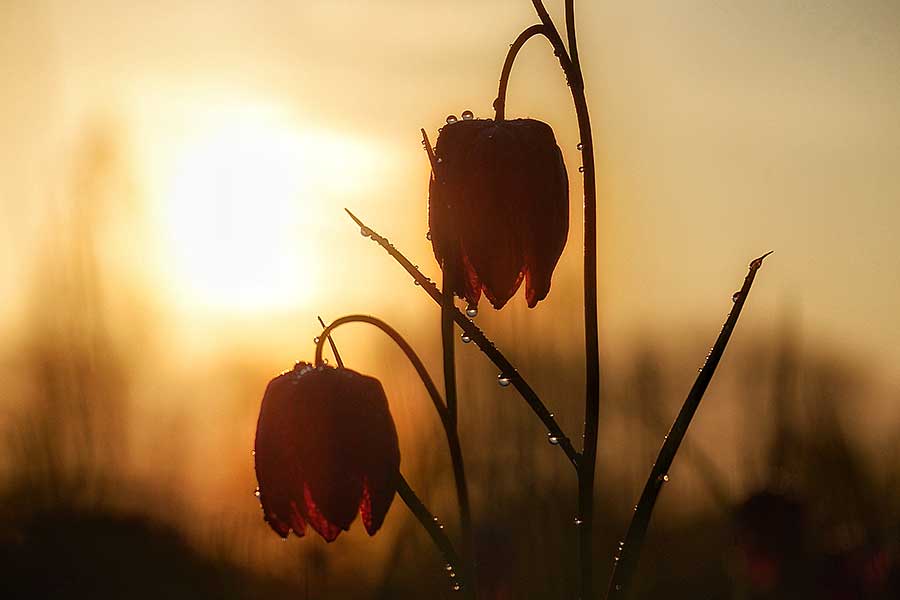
[2, 0, 899, 386]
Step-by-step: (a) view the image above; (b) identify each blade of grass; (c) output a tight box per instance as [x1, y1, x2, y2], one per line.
[344, 208, 579, 469]
[607, 251, 773, 600]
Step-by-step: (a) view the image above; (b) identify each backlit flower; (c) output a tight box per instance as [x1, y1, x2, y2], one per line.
[428, 117, 569, 309]
[254, 362, 400, 542]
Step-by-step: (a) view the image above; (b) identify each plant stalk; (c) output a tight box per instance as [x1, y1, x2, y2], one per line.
[606, 253, 773, 599]
[314, 314, 474, 594]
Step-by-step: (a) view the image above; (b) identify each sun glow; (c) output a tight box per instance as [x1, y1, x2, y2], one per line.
[148, 100, 375, 315]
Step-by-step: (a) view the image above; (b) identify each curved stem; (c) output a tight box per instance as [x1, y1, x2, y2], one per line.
[315, 315, 447, 424]
[313, 314, 474, 593]
[494, 24, 546, 121]
[345, 209, 580, 469]
[529, 2, 597, 598]
[565, 0, 580, 72]
[607, 253, 772, 599]
[396, 474, 470, 596]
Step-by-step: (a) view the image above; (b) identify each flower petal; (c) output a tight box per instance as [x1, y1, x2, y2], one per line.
[254, 366, 311, 538]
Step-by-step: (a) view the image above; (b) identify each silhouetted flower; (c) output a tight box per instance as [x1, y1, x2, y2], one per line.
[254, 362, 400, 542]
[428, 117, 568, 309]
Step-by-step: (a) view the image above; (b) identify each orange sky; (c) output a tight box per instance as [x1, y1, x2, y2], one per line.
[2, 0, 899, 380]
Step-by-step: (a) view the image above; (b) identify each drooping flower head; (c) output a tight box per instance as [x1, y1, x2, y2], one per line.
[254, 362, 400, 542]
[428, 117, 569, 310]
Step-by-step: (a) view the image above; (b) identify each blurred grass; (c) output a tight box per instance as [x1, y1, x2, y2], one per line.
[1, 123, 898, 598]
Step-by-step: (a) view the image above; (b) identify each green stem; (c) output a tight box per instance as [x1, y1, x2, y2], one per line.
[607, 253, 772, 600]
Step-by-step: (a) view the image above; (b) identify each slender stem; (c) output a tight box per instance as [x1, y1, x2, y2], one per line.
[317, 316, 345, 368]
[565, 0, 580, 72]
[315, 315, 447, 423]
[607, 253, 773, 600]
[396, 474, 471, 596]
[442, 273, 459, 422]
[439, 271, 475, 595]
[345, 208, 580, 468]
[494, 24, 546, 121]
[529, 2, 597, 597]
[313, 314, 474, 592]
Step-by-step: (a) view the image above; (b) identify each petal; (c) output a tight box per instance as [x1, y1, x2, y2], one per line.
[459, 123, 527, 308]
[518, 121, 569, 307]
[303, 484, 342, 542]
[254, 366, 311, 538]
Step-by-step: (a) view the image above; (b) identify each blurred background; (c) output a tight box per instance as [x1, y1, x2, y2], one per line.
[2, 1, 899, 598]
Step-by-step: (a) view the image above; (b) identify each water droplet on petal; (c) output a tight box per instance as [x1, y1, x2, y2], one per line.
[663, 474, 670, 482]
[360, 226, 372, 237]
[313, 336, 321, 344]
[615, 584, 622, 591]
[436, 157, 443, 163]
[574, 516, 584, 526]
[446, 114, 458, 124]
[461, 333, 471, 344]
[445, 564, 454, 572]
[497, 374, 511, 387]
[253, 488, 261, 498]
[461, 110, 474, 120]
[732, 291, 741, 302]
[578, 165, 585, 173]
[465, 305, 478, 318]
[250, 449, 256, 456]
[426, 231, 432, 241]
[548, 433, 560, 445]
[452, 583, 461, 591]
[448, 571, 456, 578]
[576, 142, 584, 151]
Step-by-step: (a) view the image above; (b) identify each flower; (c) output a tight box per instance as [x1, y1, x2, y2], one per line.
[428, 117, 569, 309]
[254, 362, 400, 542]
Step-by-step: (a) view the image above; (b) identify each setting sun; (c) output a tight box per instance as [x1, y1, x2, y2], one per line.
[150, 101, 375, 314]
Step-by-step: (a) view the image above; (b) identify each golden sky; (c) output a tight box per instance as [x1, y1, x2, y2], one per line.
[2, 0, 899, 378]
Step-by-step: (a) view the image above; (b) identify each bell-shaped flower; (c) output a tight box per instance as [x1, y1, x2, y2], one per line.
[428, 117, 569, 309]
[254, 362, 400, 542]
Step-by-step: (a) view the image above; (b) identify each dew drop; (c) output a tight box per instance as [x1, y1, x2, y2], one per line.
[548, 433, 560, 445]
[578, 165, 585, 173]
[663, 474, 670, 482]
[732, 291, 741, 303]
[461, 110, 474, 121]
[313, 336, 321, 344]
[359, 226, 372, 237]
[414, 280, 420, 286]
[576, 142, 584, 151]
[448, 571, 456, 578]
[465, 305, 478, 318]
[445, 564, 454, 572]
[436, 157, 443, 163]
[574, 516, 584, 526]
[452, 583, 461, 592]
[615, 584, 622, 591]
[253, 488, 261, 498]
[497, 374, 511, 387]
[461, 333, 472, 344]
[432, 516, 439, 523]
[426, 231, 432, 241]
[250, 449, 256, 456]
[446, 114, 458, 124]
[323, 358, 329, 365]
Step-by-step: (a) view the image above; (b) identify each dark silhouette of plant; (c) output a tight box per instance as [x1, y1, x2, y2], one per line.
[251, 2, 771, 598]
